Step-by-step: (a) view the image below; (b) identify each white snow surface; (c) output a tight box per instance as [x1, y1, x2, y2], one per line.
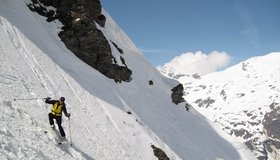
[0, 0, 254, 159]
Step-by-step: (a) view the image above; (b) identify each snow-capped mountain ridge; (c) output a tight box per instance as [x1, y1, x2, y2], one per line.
[160, 52, 280, 159]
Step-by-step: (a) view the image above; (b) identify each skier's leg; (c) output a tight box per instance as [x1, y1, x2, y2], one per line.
[56, 117, 66, 137]
[48, 113, 54, 125]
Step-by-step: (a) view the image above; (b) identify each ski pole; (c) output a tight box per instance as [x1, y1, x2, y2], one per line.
[68, 116, 72, 146]
[13, 98, 46, 101]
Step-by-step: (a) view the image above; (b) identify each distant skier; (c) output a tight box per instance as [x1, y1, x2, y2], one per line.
[45, 97, 70, 141]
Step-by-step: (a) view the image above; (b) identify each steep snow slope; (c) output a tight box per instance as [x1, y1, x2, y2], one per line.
[0, 15, 165, 160]
[162, 53, 280, 159]
[0, 0, 254, 159]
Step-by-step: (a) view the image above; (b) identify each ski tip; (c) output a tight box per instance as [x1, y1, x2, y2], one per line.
[58, 141, 68, 145]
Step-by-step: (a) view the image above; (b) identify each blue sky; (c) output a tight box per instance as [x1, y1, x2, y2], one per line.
[101, 0, 280, 68]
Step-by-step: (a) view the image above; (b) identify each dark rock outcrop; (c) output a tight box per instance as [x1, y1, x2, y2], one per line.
[194, 97, 215, 108]
[27, 0, 132, 82]
[171, 84, 185, 105]
[262, 102, 280, 158]
[151, 145, 170, 160]
[192, 73, 201, 79]
[263, 102, 280, 140]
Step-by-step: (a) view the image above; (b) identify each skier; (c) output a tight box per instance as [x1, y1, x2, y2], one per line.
[45, 97, 70, 141]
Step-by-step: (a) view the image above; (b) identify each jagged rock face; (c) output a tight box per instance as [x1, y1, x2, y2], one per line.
[151, 145, 170, 160]
[262, 102, 280, 159]
[27, 0, 132, 82]
[171, 84, 185, 105]
[263, 103, 280, 141]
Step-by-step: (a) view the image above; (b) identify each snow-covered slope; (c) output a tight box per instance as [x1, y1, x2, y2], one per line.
[0, 0, 254, 159]
[161, 53, 280, 160]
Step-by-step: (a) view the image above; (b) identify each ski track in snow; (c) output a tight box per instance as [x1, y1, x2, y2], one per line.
[0, 17, 86, 160]
[2, 18, 56, 98]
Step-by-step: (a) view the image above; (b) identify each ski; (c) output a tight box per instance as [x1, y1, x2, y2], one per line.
[44, 126, 72, 146]
[44, 129, 66, 145]
[58, 141, 67, 145]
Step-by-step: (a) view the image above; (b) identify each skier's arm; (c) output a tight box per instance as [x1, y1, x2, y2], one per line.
[62, 104, 70, 117]
[45, 97, 56, 105]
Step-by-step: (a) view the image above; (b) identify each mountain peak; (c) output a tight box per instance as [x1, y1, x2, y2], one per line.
[164, 52, 280, 159]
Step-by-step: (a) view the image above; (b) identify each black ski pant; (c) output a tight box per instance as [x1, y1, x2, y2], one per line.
[48, 113, 66, 137]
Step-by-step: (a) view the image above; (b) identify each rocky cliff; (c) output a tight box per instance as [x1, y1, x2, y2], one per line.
[27, 0, 132, 82]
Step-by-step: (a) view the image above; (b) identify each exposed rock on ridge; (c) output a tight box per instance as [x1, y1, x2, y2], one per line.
[27, 0, 132, 82]
[262, 102, 280, 160]
[171, 84, 185, 105]
[151, 145, 170, 160]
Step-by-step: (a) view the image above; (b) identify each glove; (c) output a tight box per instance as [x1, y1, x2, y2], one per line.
[66, 113, 71, 118]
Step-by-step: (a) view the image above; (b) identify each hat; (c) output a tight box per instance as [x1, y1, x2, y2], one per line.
[60, 97, 65, 102]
